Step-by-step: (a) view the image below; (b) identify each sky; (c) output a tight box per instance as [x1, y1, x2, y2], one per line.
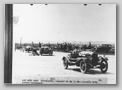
[13, 4, 116, 43]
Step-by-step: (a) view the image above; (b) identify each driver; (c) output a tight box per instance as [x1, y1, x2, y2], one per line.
[71, 46, 79, 58]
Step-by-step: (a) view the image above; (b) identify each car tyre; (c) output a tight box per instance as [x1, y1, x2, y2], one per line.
[51, 52, 53, 56]
[63, 58, 68, 69]
[80, 60, 87, 73]
[49, 52, 53, 56]
[40, 53, 42, 56]
[100, 59, 108, 73]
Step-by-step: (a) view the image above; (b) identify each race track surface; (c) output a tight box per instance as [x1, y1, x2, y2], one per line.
[12, 51, 116, 84]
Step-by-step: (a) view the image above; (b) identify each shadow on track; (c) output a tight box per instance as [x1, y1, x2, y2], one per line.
[29, 53, 55, 56]
[67, 68, 114, 75]
[40, 54, 55, 56]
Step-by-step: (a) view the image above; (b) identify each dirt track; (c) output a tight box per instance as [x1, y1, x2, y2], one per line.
[12, 51, 116, 84]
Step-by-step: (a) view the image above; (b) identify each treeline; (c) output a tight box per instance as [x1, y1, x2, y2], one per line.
[15, 42, 115, 54]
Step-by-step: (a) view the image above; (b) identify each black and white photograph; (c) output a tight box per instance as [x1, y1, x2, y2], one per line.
[5, 4, 116, 84]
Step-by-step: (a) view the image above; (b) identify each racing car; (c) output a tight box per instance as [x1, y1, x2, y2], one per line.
[62, 51, 108, 73]
[39, 46, 53, 56]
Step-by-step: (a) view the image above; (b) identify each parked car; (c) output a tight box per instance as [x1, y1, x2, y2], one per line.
[25, 46, 32, 52]
[62, 51, 108, 73]
[96, 44, 112, 54]
[39, 46, 53, 56]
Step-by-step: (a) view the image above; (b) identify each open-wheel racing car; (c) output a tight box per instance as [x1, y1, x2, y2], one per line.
[62, 51, 108, 74]
[39, 46, 53, 56]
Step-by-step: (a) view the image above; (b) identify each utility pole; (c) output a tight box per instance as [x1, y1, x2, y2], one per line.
[20, 37, 22, 46]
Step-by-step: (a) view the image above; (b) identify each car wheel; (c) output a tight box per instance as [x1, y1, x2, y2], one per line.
[100, 59, 108, 73]
[51, 52, 53, 56]
[63, 58, 68, 69]
[40, 53, 42, 56]
[49, 52, 52, 56]
[80, 60, 87, 73]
